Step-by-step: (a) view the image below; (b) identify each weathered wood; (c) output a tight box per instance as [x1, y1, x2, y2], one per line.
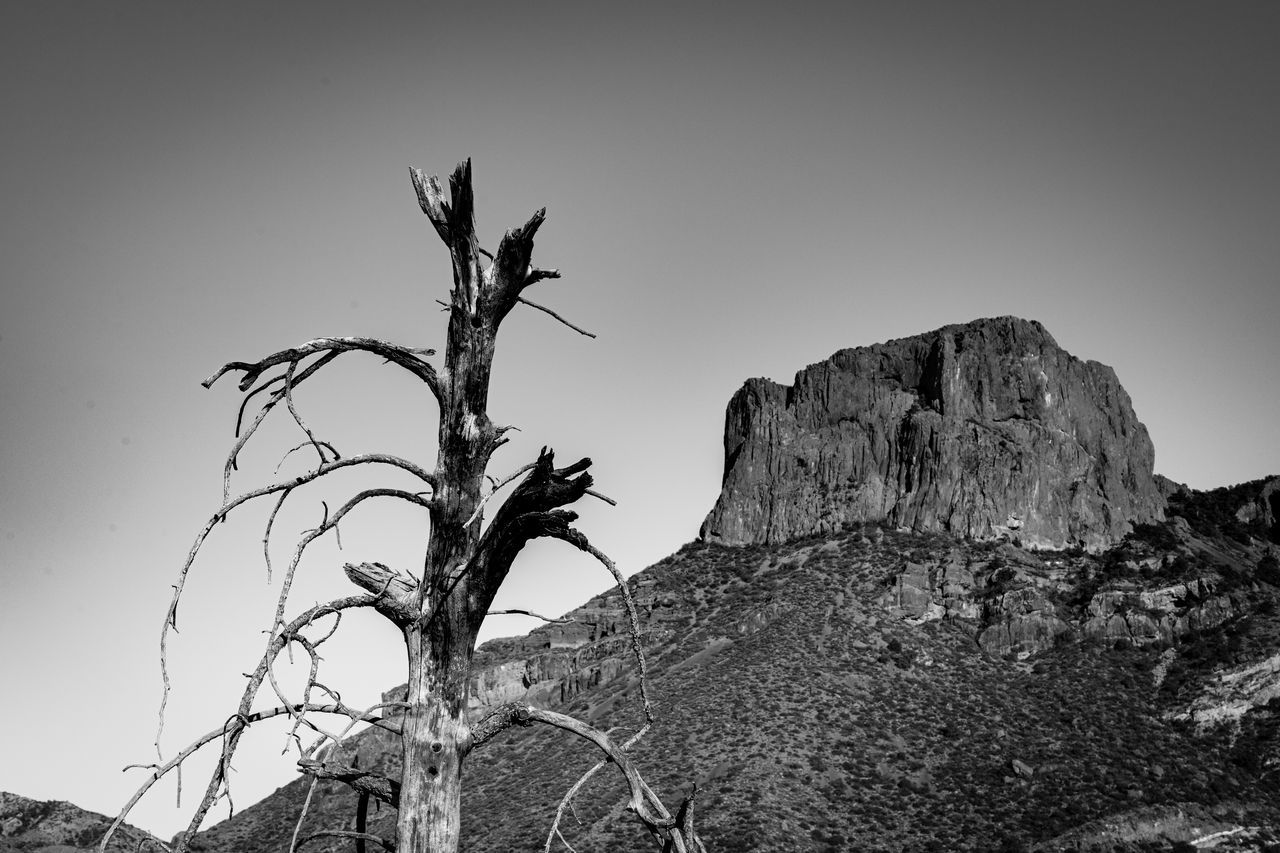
[344, 562, 418, 624]
[107, 160, 704, 853]
[297, 758, 400, 807]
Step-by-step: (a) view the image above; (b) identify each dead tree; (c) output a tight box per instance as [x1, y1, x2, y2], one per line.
[102, 160, 705, 853]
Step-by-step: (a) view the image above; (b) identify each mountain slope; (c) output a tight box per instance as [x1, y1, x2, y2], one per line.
[0, 792, 162, 853]
[190, 477, 1280, 852]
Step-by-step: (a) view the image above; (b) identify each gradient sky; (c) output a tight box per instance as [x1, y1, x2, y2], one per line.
[2, 1, 1278, 839]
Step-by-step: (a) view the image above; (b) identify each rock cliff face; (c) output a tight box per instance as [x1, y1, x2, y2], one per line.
[700, 316, 1165, 551]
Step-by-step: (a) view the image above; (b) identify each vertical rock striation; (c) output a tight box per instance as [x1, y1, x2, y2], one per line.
[700, 317, 1164, 550]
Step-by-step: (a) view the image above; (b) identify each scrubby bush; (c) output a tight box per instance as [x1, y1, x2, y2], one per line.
[1259, 553, 1280, 586]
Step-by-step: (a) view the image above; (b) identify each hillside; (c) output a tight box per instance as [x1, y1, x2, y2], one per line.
[188, 476, 1280, 852]
[0, 792, 162, 853]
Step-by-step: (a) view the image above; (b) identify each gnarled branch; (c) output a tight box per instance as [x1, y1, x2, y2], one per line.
[298, 831, 395, 852]
[344, 561, 420, 625]
[296, 758, 401, 808]
[203, 336, 440, 400]
[467, 703, 702, 852]
[145, 597, 383, 853]
[160, 454, 435, 738]
[101, 693, 393, 853]
[486, 608, 574, 624]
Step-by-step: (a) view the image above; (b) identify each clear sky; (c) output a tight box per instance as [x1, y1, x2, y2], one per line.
[2, 1, 1278, 840]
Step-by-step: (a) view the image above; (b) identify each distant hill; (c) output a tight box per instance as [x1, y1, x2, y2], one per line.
[0, 792, 161, 853]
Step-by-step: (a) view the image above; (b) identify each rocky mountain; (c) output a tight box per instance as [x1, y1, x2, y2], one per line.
[181, 476, 1280, 853]
[67, 317, 1280, 851]
[0, 792, 161, 853]
[700, 317, 1165, 551]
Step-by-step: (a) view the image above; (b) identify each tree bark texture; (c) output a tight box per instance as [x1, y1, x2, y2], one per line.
[397, 160, 583, 853]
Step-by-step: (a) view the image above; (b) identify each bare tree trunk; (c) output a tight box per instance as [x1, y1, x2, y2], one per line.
[397, 630, 470, 851]
[103, 159, 706, 853]
[394, 160, 508, 853]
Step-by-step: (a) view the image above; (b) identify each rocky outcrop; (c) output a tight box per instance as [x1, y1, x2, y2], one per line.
[877, 544, 1244, 659]
[1235, 475, 1280, 535]
[878, 555, 980, 622]
[978, 585, 1073, 658]
[1080, 580, 1238, 648]
[1169, 651, 1280, 730]
[700, 317, 1165, 551]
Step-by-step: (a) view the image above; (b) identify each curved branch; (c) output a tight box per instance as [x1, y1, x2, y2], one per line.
[149, 597, 381, 853]
[159, 452, 436, 742]
[158, 450, 432, 748]
[263, 487, 293, 583]
[540, 540, 663, 848]
[486, 608, 574, 624]
[568, 539, 653, 725]
[102, 692, 391, 853]
[265, 635, 340, 755]
[458, 448, 594, 623]
[268, 488, 432, 641]
[283, 360, 332, 467]
[468, 704, 698, 851]
[203, 336, 440, 400]
[221, 351, 339, 500]
[296, 758, 401, 808]
[469, 539, 677, 851]
[288, 699, 400, 853]
[466, 461, 536, 528]
[297, 831, 395, 852]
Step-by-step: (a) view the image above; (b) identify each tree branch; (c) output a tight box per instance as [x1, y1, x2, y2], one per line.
[221, 351, 340, 499]
[524, 267, 561, 287]
[203, 337, 440, 400]
[344, 562, 420, 624]
[258, 491, 434, 723]
[486, 608, 574, 624]
[516, 296, 596, 339]
[296, 758, 401, 808]
[466, 703, 700, 851]
[102, 694, 392, 853]
[485, 208, 548, 327]
[298, 831, 395, 852]
[445, 160, 481, 318]
[150, 597, 383, 853]
[409, 167, 452, 246]
[453, 448, 595, 628]
[283, 360, 333, 467]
